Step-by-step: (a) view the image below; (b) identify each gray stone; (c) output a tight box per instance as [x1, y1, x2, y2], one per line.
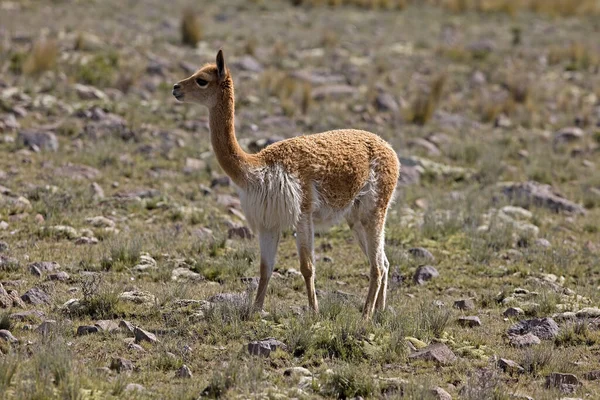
[374, 92, 399, 113]
[48, 271, 70, 281]
[284, 367, 312, 377]
[430, 387, 452, 400]
[407, 138, 441, 157]
[11, 310, 45, 322]
[583, 370, 600, 381]
[77, 325, 100, 336]
[576, 307, 600, 318]
[247, 338, 287, 357]
[413, 265, 439, 285]
[124, 383, 145, 392]
[90, 182, 105, 200]
[498, 358, 524, 375]
[509, 333, 541, 347]
[545, 373, 581, 393]
[134, 326, 159, 344]
[95, 320, 120, 332]
[85, 216, 115, 228]
[232, 55, 263, 73]
[408, 247, 435, 262]
[408, 343, 457, 365]
[503, 307, 524, 317]
[35, 320, 57, 336]
[171, 267, 203, 281]
[74, 83, 107, 100]
[175, 364, 193, 379]
[554, 127, 584, 144]
[227, 226, 254, 240]
[119, 320, 135, 334]
[21, 287, 51, 305]
[127, 342, 145, 352]
[454, 299, 475, 310]
[499, 181, 586, 214]
[18, 129, 58, 151]
[458, 316, 481, 327]
[0, 241, 8, 252]
[507, 318, 559, 340]
[312, 85, 358, 100]
[0, 329, 18, 343]
[110, 357, 134, 373]
[119, 290, 155, 304]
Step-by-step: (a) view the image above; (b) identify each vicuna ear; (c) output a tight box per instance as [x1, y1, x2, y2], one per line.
[216, 49, 226, 80]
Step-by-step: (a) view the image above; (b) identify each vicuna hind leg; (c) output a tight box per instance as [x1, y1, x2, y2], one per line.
[362, 217, 387, 319]
[296, 213, 319, 313]
[253, 228, 280, 311]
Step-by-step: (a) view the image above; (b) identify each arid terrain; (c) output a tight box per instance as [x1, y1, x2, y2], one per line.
[0, 0, 599, 399]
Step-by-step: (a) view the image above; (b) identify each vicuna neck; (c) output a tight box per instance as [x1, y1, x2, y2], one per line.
[208, 81, 253, 188]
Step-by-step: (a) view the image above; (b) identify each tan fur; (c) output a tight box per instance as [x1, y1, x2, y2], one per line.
[173, 50, 400, 319]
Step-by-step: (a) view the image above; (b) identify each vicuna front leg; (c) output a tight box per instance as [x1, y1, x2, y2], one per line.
[296, 214, 319, 313]
[253, 229, 280, 311]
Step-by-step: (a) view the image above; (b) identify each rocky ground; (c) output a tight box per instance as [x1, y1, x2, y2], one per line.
[0, 0, 599, 399]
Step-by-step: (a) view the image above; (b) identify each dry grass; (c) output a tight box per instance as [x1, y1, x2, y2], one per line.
[406, 74, 446, 125]
[181, 8, 202, 47]
[22, 39, 58, 75]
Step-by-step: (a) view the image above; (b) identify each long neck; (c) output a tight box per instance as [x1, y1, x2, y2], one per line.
[208, 83, 253, 188]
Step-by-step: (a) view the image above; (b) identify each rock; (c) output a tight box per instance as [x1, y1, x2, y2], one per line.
[35, 320, 57, 336]
[175, 364, 193, 379]
[247, 338, 287, 357]
[507, 318, 559, 340]
[124, 383, 145, 392]
[583, 370, 600, 380]
[408, 247, 435, 263]
[576, 307, 600, 318]
[430, 387, 452, 400]
[95, 320, 120, 332]
[408, 343, 457, 365]
[21, 287, 51, 305]
[77, 325, 100, 336]
[0, 329, 18, 343]
[0, 241, 8, 252]
[284, 367, 312, 377]
[55, 163, 101, 181]
[127, 342, 145, 352]
[554, 127, 584, 145]
[183, 157, 206, 174]
[503, 307, 524, 317]
[405, 336, 428, 350]
[413, 265, 439, 285]
[545, 373, 581, 392]
[227, 226, 254, 240]
[48, 271, 70, 281]
[399, 156, 473, 182]
[171, 267, 203, 281]
[454, 299, 475, 310]
[28, 261, 60, 275]
[119, 320, 135, 334]
[231, 55, 263, 73]
[374, 92, 399, 113]
[74, 83, 107, 100]
[498, 358, 524, 375]
[10, 310, 45, 323]
[208, 292, 248, 306]
[46, 225, 79, 240]
[407, 138, 441, 157]
[458, 316, 481, 327]
[110, 357, 134, 373]
[509, 332, 541, 347]
[500, 206, 532, 220]
[0, 255, 18, 272]
[119, 290, 155, 304]
[74, 236, 98, 245]
[61, 298, 82, 313]
[85, 216, 115, 228]
[18, 129, 58, 152]
[312, 85, 358, 100]
[499, 181, 586, 214]
[0, 221, 8, 230]
[134, 326, 159, 344]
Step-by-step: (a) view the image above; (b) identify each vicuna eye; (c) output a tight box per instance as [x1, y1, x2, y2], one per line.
[196, 78, 208, 87]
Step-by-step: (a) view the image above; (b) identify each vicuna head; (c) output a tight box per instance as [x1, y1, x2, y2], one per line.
[172, 49, 230, 108]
